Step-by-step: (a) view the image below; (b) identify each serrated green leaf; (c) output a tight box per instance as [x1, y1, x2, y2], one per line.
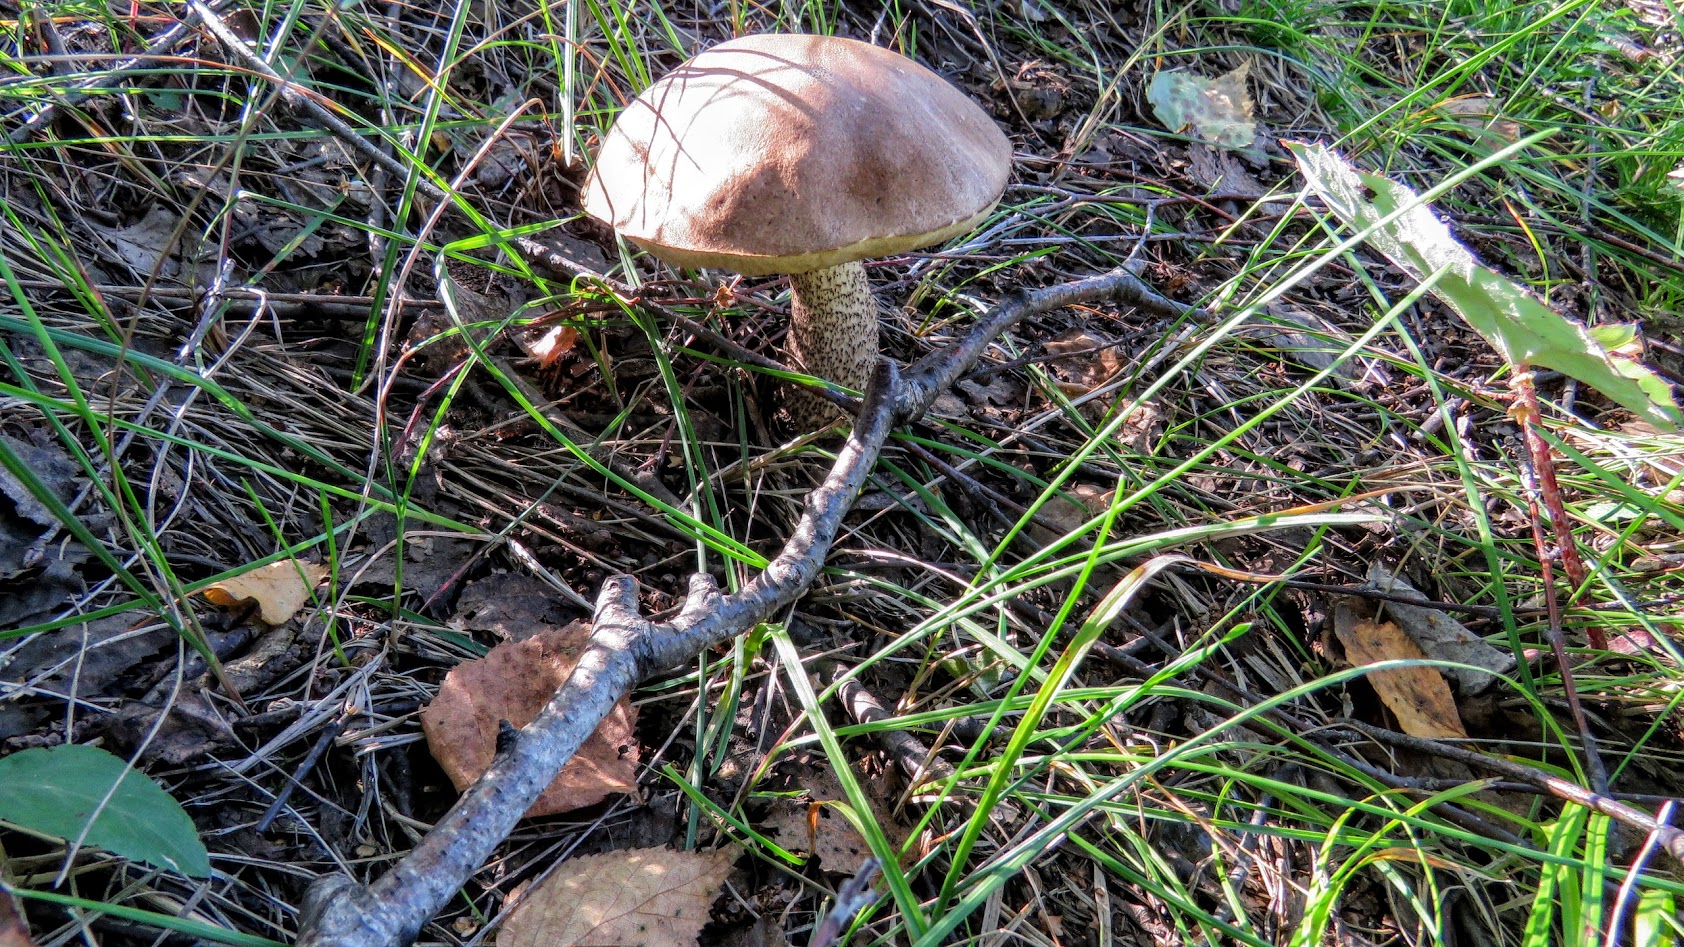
[1289, 142, 1683, 431]
[0, 745, 211, 877]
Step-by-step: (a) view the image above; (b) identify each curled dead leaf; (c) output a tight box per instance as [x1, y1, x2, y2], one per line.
[763, 760, 910, 872]
[201, 560, 327, 625]
[1362, 563, 1514, 694]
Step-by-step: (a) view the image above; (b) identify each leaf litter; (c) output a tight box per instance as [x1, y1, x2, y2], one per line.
[422, 621, 640, 817]
[3, 2, 1683, 945]
[201, 559, 328, 626]
[496, 847, 735, 947]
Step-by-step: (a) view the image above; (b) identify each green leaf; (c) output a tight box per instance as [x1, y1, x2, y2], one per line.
[1289, 142, 1683, 431]
[0, 745, 211, 877]
[1636, 887, 1680, 947]
[1146, 65, 1258, 150]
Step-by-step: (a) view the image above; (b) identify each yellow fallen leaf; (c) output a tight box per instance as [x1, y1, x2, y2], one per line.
[1336, 618, 1467, 739]
[497, 847, 734, 947]
[202, 560, 327, 625]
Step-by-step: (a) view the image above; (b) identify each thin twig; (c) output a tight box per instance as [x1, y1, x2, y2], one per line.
[186, 20, 1165, 944]
[1112, 622, 1533, 850]
[296, 361, 900, 945]
[1336, 720, 1684, 865]
[817, 658, 955, 785]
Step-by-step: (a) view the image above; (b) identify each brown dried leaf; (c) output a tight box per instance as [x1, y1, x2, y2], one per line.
[1043, 329, 1123, 396]
[1362, 563, 1514, 693]
[1029, 482, 1115, 546]
[421, 622, 639, 817]
[520, 324, 580, 368]
[1335, 618, 1467, 739]
[201, 560, 328, 625]
[764, 761, 909, 872]
[453, 573, 580, 642]
[496, 847, 734, 947]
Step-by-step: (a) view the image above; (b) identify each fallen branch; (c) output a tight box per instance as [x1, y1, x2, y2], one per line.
[294, 266, 1152, 947]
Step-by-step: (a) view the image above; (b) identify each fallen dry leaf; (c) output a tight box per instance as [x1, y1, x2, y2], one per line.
[520, 324, 580, 368]
[201, 560, 328, 625]
[1029, 482, 1115, 547]
[1146, 62, 1258, 150]
[1363, 563, 1514, 693]
[1335, 617, 1468, 739]
[421, 621, 639, 817]
[1044, 329, 1123, 397]
[764, 760, 909, 872]
[497, 847, 734, 947]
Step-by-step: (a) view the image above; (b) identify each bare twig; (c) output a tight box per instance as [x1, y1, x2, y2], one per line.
[186, 20, 1165, 944]
[817, 658, 955, 785]
[1110, 623, 1533, 851]
[297, 361, 900, 946]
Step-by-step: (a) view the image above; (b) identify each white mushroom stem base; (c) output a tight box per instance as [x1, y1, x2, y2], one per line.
[786, 260, 879, 427]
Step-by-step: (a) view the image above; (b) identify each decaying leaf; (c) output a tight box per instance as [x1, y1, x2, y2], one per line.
[1030, 482, 1116, 545]
[0, 433, 90, 626]
[1335, 617, 1468, 739]
[421, 622, 639, 817]
[519, 324, 580, 368]
[1290, 142, 1683, 430]
[1248, 302, 1365, 383]
[1363, 563, 1514, 694]
[496, 847, 734, 947]
[1146, 63, 1258, 150]
[201, 560, 328, 625]
[452, 572, 581, 642]
[1044, 329, 1124, 398]
[1433, 95, 1522, 141]
[764, 760, 909, 872]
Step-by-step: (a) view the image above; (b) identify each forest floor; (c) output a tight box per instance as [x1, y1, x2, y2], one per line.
[2, 0, 1684, 945]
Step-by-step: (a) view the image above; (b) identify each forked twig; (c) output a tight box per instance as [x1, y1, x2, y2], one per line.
[296, 268, 1151, 947]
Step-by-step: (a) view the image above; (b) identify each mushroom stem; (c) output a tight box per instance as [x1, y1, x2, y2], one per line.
[786, 259, 878, 426]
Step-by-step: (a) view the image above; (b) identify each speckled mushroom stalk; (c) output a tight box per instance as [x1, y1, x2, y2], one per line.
[785, 260, 878, 427]
[580, 33, 1012, 432]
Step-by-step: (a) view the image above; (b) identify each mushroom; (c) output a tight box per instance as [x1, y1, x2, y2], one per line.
[582, 33, 1012, 426]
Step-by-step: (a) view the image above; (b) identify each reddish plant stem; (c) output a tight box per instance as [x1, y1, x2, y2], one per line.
[1511, 371, 1609, 797]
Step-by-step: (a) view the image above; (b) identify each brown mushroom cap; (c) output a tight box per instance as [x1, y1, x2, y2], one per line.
[582, 33, 1012, 277]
